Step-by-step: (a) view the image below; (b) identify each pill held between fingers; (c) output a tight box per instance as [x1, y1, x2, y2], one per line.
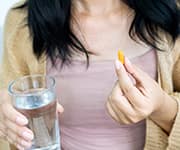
[118, 50, 125, 65]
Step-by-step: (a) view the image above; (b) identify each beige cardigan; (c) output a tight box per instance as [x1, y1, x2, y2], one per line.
[0, 3, 180, 150]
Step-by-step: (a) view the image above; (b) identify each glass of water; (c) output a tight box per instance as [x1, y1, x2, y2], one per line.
[8, 75, 61, 150]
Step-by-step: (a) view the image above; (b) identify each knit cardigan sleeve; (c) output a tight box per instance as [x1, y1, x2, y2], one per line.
[0, 3, 180, 150]
[0, 8, 30, 90]
[0, 5, 31, 150]
[167, 38, 180, 149]
[145, 39, 180, 150]
[0, 2, 45, 90]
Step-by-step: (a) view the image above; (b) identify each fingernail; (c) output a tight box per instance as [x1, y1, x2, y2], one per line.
[16, 117, 28, 125]
[115, 60, 123, 70]
[22, 132, 34, 141]
[16, 144, 24, 150]
[125, 57, 132, 67]
[21, 140, 32, 148]
[125, 57, 134, 74]
[57, 104, 64, 113]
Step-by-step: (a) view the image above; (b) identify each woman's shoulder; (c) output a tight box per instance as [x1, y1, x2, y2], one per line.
[5, 1, 27, 31]
[3, 1, 45, 74]
[174, 38, 180, 53]
[172, 38, 180, 90]
[172, 38, 180, 62]
[4, 1, 29, 49]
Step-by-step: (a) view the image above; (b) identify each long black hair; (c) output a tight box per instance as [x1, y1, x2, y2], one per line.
[16, 0, 180, 66]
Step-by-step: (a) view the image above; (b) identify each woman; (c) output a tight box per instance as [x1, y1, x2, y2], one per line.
[0, 0, 179, 150]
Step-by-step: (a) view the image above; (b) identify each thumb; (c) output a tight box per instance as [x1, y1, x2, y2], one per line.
[57, 103, 64, 114]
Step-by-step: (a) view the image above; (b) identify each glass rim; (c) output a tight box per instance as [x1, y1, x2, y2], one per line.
[8, 74, 55, 97]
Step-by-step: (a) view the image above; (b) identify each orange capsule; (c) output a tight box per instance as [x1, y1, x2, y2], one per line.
[118, 50, 124, 64]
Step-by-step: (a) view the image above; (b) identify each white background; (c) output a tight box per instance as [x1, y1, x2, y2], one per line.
[0, 0, 18, 60]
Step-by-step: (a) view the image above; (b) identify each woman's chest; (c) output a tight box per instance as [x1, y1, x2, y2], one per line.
[73, 19, 151, 61]
[47, 50, 157, 120]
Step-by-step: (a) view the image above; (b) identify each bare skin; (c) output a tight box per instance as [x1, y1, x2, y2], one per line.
[72, 0, 150, 61]
[0, 0, 178, 149]
[72, 0, 178, 133]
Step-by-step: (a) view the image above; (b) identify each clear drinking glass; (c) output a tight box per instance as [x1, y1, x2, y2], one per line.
[8, 75, 61, 150]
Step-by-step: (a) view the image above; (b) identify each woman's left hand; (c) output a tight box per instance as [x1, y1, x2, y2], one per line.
[107, 58, 165, 124]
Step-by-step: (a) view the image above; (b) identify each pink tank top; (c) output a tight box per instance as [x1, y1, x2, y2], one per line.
[47, 50, 157, 150]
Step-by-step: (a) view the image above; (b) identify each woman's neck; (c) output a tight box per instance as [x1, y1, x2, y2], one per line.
[72, 0, 124, 16]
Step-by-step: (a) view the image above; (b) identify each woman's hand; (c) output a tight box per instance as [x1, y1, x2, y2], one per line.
[107, 57, 175, 128]
[0, 90, 64, 150]
[0, 90, 33, 150]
